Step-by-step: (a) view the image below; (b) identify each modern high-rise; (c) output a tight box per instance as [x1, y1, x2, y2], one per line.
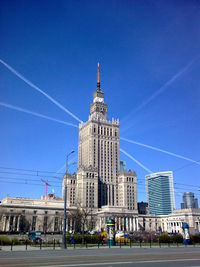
[181, 192, 199, 209]
[146, 171, 175, 215]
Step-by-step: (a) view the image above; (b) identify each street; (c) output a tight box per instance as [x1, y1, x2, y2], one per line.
[0, 246, 200, 267]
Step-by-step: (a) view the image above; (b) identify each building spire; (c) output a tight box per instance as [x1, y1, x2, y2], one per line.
[97, 62, 101, 91]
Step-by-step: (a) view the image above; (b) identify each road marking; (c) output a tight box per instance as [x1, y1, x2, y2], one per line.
[38, 258, 200, 267]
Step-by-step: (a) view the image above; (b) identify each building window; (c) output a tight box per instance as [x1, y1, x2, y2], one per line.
[43, 216, 48, 233]
[54, 217, 59, 232]
[32, 216, 37, 231]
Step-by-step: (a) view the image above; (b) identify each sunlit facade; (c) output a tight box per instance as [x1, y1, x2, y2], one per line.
[146, 171, 175, 215]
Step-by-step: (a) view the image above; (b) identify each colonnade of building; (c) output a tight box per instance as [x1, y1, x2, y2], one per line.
[98, 216, 139, 232]
[2, 215, 20, 232]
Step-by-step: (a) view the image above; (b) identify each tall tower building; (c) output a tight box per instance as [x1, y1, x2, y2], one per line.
[76, 63, 137, 210]
[146, 171, 175, 215]
[181, 192, 199, 209]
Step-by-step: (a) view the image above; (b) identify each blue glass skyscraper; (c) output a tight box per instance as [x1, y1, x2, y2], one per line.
[146, 171, 175, 215]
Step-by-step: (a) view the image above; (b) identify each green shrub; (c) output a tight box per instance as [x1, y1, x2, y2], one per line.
[12, 238, 20, 245]
[66, 233, 99, 244]
[190, 234, 200, 244]
[170, 234, 183, 243]
[159, 233, 171, 243]
[0, 236, 12, 245]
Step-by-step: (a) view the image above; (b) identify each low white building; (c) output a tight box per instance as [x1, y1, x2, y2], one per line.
[0, 196, 200, 235]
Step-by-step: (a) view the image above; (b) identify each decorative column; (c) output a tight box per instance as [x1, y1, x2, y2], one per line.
[130, 217, 132, 232]
[119, 217, 121, 231]
[136, 218, 139, 231]
[104, 217, 107, 231]
[132, 217, 135, 231]
[126, 217, 129, 232]
[66, 218, 68, 232]
[13, 216, 16, 232]
[122, 217, 124, 232]
[70, 218, 73, 232]
[99, 217, 102, 231]
[17, 216, 20, 232]
[114, 217, 117, 231]
[3, 216, 7, 232]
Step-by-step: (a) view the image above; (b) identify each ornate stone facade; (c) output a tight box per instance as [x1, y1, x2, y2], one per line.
[64, 63, 138, 213]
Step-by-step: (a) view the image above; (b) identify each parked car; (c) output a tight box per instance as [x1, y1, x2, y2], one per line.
[115, 231, 124, 238]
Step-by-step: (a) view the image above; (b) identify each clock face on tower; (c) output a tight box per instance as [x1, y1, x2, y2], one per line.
[94, 97, 104, 103]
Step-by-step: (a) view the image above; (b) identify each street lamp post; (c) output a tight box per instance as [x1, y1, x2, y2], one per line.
[62, 150, 75, 249]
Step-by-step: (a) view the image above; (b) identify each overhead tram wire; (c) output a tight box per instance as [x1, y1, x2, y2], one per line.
[173, 160, 200, 172]
[1, 164, 199, 190]
[0, 166, 65, 175]
[1, 181, 198, 198]
[0, 171, 63, 180]
[0, 176, 62, 184]
[0, 180, 61, 188]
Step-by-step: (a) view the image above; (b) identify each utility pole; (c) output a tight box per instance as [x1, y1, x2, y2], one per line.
[62, 150, 75, 249]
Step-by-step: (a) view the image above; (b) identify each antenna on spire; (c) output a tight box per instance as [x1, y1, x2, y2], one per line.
[97, 62, 101, 91]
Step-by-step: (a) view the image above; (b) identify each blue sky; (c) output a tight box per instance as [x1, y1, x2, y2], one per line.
[0, 0, 200, 208]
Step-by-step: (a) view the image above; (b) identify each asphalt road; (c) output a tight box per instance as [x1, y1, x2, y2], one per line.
[0, 247, 200, 267]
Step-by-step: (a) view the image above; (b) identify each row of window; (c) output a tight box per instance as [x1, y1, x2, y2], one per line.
[93, 126, 118, 137]
[127, 177, 134, 182]
[86, 173, 95, 178]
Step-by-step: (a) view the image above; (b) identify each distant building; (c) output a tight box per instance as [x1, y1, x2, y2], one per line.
[138, 201, 148, 214]
[146, 171, 175, 215]
[120, 161, 127, 172]
[181, 192, 199, 209]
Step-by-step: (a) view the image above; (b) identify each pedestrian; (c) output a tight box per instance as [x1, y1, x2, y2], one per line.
[102, 235, 105, 245]
[70, 234, 74, 245]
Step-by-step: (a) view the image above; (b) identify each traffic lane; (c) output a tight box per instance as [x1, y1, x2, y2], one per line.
[0, 251, 200, 267]
[1, 246, 200, 258]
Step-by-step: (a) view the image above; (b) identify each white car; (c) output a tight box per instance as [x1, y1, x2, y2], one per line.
[115, 231, 124, 238]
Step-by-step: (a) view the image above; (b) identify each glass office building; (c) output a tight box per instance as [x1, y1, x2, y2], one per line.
[146, 171, 175, 215]
[120, 160, 127, 172]
[181, 192, 199, 209]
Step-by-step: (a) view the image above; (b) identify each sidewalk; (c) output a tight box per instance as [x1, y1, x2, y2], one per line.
[1, 244, 199, 252]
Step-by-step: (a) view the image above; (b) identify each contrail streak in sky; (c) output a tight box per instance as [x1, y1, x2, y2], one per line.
[0, 102, 79, 128]
[131, 56, 200, 114]
[120, 148, 153, 173]
[55, 157, 76, 174]
[55, 164, 66, 174]
[0, 59, 83, 123]
[121, 137, 200, 166]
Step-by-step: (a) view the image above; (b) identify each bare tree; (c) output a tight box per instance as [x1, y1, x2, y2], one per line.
[19, 216, 30, 233]
[69, 202, 91, 243]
